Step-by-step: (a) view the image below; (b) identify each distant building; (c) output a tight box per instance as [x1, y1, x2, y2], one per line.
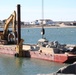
[35, 20, 39, 25]
[73, 21, 76, 26]
[31, 19, 54, 25]
[24, 22, 30, 25]
[30, 21, 35, 25]
[54, 21, 76, 26]
[0, 20, 4, 26]
[42, 19, 54, 25]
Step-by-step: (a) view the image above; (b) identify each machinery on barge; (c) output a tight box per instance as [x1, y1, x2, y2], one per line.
[0, 11, 17, 45]
[0, 5, 24, 57]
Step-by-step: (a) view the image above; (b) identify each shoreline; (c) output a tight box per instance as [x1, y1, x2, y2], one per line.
[21, 25, 76, 28]
[0, 25, 76, 28]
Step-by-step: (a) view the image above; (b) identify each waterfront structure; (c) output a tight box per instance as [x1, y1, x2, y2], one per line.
[30, 19, 54, 25]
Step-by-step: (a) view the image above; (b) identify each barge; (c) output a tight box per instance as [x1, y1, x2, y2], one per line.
[0, 39, 76, 63]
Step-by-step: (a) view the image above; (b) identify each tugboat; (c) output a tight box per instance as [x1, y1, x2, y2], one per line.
[26, 27, 76, 63]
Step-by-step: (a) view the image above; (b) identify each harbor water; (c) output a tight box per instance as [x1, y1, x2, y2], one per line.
[22, 27, 76, 45]
[0, 27, 76, 75]
[0, 54, 67, 75]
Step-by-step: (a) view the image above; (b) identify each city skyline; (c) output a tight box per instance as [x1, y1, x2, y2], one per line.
[0, 0, 76, 22]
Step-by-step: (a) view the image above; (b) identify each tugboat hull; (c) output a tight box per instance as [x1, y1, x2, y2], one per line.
[30, 51, 76, 63]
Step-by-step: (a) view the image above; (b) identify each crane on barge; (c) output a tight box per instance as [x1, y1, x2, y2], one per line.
[0, 11, 17, 44]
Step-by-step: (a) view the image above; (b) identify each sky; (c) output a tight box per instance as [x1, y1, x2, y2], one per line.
[0, 0, 76, 22]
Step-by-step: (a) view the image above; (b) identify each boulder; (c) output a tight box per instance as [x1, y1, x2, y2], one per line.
[56, 62, 76, 74]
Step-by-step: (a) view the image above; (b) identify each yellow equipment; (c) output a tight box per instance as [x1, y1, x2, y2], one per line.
[16, 39, 24, 57]
[0, 11, 17, 44]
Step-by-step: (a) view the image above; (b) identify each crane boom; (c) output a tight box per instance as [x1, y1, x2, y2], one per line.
[3, 11, 16, 36]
